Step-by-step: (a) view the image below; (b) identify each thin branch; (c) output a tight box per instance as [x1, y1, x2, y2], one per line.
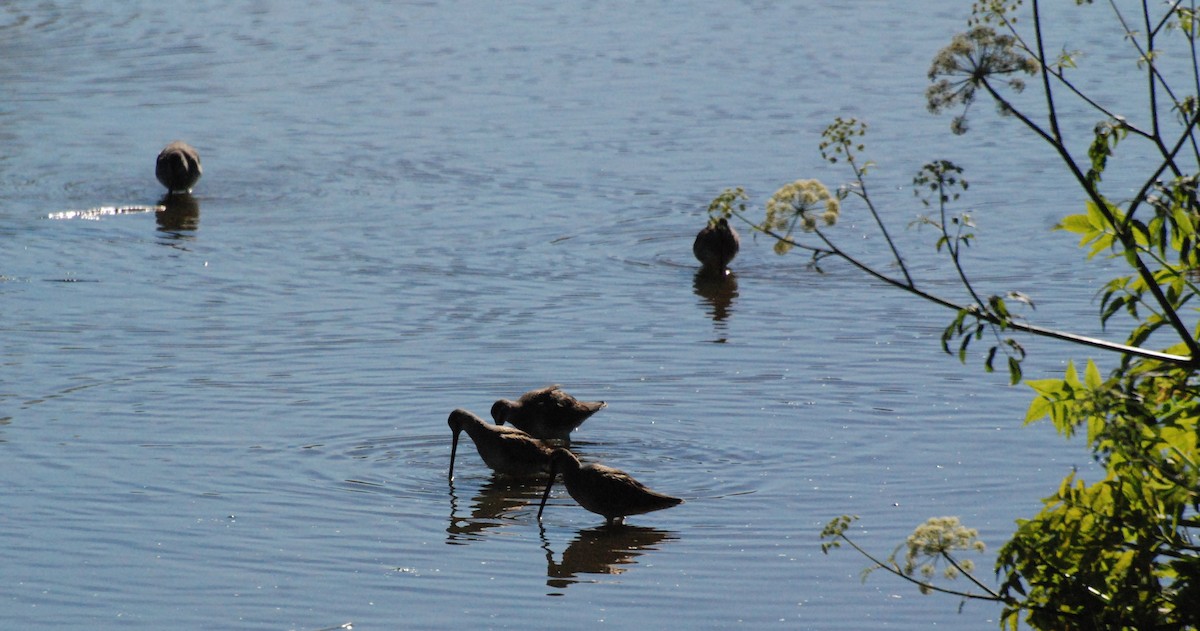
[980, 76, 1200, 357]
[1190, 0, 1200, 166]
[847, 155, 914, 287]
[940, 551, 1002, 598]
[1129, 235, 1200, 300]
[1032, 0, 1065, 145]
[1149, 0, 1186, 36]
[737, 213, 1197, 366]
[1121, 108, 1200, 231]
[937, 185, 986, 308]
[832, 535, 1006, 603]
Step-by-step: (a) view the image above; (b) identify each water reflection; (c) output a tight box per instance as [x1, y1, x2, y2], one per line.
[541, 523, 679, 591]
[693, 270, 738, 337]
[156, 193, 200, 232]
[446, 476, 545, 544]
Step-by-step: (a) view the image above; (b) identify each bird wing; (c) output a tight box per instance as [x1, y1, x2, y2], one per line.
[587, 463, 655, 494]
[496, 428, 550, 457]
[519, 384, 562, 405]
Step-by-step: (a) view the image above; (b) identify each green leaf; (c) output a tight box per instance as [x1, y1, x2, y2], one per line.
[1089, 232, 1116, 259]
[1058, 213, 1093, 235]
[1085, 199, 1108, 229]
[1063, 360, 1080, 387]
[989, 295, 1011, 321]
[1084, 360, 1102, 390]
[1026, 377, 1064, 397]
[1172, 204, 1195, 239]
[1128, 218, 1151, 247]
[1007, 356, 1022, 384]
[1025, 395, 1052, 422]
[1100, 295, 1126, 328]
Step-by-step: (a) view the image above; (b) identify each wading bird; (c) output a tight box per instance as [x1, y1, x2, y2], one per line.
[156, 141, 203, 194]
[448, 408, 552, 480]
[538, 448, 682, 526]
[693, 217, 740, 274]
[491, 385, 606, 444]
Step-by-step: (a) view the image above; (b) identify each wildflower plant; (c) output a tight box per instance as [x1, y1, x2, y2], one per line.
[899, 517, 987, 591]
[822, 515, 996, 603]
[926, 25, 1039, 134]
[762, 179, 839, 254]
[711, 0, 1200, 627]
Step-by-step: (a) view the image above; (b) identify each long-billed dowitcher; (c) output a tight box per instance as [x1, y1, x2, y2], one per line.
[490, 385, 607, 444]
[693, 217, 740, 273]
[537, 448, 683, 526]
[155, 141, 203, 194]
[448, 408, 552, 480]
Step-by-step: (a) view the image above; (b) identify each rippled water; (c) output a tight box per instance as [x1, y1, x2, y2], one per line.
[1, 2, 1135, 629]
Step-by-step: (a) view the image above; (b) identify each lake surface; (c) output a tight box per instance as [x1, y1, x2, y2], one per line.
[1, 2, 1139, 629]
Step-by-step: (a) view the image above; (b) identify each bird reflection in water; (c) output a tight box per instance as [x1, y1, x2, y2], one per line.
[693, 269, 738, 340]
[541, 522, 679, 590]
[446, 475, 546, 544]
[156, 193, 200, 233]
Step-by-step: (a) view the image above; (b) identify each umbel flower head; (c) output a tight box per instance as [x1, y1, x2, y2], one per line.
[900, 516, 987, 594]
[764, 179, 840, 249]
[926, 25, 1038, 134]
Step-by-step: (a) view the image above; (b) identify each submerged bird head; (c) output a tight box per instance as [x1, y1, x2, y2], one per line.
[538, 448, 583, 520]
[447, 408, 477, 481]
[489, 399, 516, 425]
[547, 447, 581, 475]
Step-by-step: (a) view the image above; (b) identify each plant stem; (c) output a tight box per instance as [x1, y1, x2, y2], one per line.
[835, 534, 1006, 603]
[849, 155, 914, 287]
[740, 215, 1196, 366]
[980, 74, 1200, 358]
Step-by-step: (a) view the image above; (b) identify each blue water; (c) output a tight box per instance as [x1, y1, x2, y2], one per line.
[0, 2, 1141, 629]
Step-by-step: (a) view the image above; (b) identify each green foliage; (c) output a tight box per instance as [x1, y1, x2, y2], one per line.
[1086, 119, 1126, 185]
[819, 514, 858, 553]
[995, 434, 1199, 628]
[913, 160, 968, 208]
[941, 303, 1028, 384]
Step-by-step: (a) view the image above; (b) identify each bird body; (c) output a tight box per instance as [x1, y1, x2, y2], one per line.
[156, 141, 203, 194]
[491, 385, 606, 444]
[693, 217, 740, 273]
[448, 408, 552, 480]
[538, 448, 682, 526]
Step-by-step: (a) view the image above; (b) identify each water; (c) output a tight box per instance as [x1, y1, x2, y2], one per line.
[0, 2, 1143, 629]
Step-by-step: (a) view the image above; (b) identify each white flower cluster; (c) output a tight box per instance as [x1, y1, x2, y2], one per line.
[902, 516, 986, 591]
[765, 179, 840, 232]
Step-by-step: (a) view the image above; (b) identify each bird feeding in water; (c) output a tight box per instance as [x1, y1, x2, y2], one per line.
[156, 141, 202, 194]
[491, 385, 607, 444]
[537, 448, 682, 526]
[693, 217, 740, 274]
[447, 408, 552, 480]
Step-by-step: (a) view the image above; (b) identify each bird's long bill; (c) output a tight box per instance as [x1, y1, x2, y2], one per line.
[536, 465, 557, 520]
[449, 430, 460, 481]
